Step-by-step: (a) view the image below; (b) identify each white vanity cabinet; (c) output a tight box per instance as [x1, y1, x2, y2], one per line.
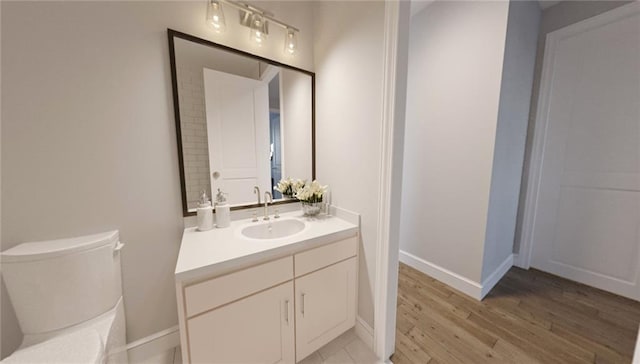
[182, 256, 295, 364]
[176, 235, 358, 364]
[294, 238, 358, 361]
[188, 282, 295, 363]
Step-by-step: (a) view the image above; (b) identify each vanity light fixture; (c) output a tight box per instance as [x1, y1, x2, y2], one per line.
[249, 13, 267, 46]
[206, 0, 226, 33]
[284, 28, 297, 55]
[206, 0, 300, 54]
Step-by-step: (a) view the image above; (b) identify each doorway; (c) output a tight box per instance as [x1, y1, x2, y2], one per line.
[522, 2, 640, 300]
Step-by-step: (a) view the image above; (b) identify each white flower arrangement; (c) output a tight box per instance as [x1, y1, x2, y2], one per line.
[292, 179, 306, 194]
[275, 178, 306, 197]
[295, 180, 328, 203]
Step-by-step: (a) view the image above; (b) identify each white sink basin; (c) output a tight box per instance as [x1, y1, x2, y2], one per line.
[241, 219, 306, 240]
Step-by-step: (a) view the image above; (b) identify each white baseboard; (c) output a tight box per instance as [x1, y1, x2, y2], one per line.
[399, 251, 514, 300]
[399, 250, 483, 299]
[480, 254, 514, 298]
[354, 315, 374, 350]
[513, 253, 530, 269]
[127, 326, 180, 364]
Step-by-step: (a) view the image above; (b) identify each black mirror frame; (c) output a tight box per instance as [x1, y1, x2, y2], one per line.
[168, 29, 316, 217]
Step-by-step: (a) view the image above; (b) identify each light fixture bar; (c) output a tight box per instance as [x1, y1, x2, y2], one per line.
[219, 0, 299, 32]
[259, 12, 299, 32]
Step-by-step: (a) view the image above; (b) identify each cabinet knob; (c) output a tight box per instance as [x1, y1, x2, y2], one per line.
[301, 293, 306, 316]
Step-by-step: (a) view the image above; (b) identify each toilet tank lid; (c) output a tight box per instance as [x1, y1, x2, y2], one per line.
[1, 230, 119, 263]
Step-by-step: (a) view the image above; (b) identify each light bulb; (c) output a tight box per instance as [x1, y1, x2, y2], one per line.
[250, 13, 267, 46]
[284, 29, 297, 55]
[206, 0, 226, 33]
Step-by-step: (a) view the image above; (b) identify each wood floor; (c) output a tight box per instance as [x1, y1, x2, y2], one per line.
[391, 263, 640, 364]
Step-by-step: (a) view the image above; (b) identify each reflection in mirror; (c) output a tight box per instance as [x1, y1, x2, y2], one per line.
[169, 30, 314, 215]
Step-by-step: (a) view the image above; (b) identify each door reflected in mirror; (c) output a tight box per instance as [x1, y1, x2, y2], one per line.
[169, 30, 315, 215]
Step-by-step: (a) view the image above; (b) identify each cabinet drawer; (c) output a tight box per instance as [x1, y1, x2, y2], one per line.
[294, 236, 357, 277]
[185, 256, 293, 317]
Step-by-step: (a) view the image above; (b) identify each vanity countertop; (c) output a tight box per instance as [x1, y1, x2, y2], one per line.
[175, 210, 358, 282]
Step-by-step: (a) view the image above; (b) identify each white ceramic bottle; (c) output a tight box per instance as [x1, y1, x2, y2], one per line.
[215, 188, 231, 228]
[196, 191, 214, 231]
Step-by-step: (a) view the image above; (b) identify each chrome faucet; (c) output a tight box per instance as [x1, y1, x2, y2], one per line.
[263, 191, 273, 220]
[254, 186, 261, 205]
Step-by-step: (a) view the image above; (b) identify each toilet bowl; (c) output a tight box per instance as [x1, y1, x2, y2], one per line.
[3, 328, 105, 364]
[1, 231, 128, 363]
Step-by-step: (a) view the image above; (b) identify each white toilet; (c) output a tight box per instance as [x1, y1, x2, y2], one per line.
[1, 230, 128, 363]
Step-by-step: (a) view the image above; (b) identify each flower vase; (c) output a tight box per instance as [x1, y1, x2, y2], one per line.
[301, 201, 322, 216]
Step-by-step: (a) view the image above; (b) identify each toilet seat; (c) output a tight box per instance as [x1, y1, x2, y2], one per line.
[2, 329, 105, 364]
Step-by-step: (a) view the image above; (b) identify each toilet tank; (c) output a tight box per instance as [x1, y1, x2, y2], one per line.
[1, 231, 124, 335]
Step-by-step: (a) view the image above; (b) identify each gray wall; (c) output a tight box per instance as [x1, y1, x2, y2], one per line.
[400, 0, 510, 283]
[1, 1, 314, 358]
[482, 0, 541, 280]
[0, 0, 10, 358]
[513, 0, 633, 254]
[313, 0, 386, 327]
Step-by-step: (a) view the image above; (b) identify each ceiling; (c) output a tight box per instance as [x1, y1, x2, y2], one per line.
[410, 0, 562, 17]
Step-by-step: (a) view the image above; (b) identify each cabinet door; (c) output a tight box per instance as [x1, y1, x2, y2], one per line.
[187, 281, 295, 364]
[295, 257, 357, 362]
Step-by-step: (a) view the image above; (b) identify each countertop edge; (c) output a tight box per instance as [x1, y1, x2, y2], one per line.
[175, 226, 358, 283]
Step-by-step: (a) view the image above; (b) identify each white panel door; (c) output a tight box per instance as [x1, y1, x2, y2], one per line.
[204, 68, 271, 205]
[295, 258, 357, 362]
[530, 3, 640, 300]
[187, 281, 295, 364]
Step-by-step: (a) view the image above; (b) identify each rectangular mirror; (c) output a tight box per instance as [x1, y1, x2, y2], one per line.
[168, 29, 315, 216]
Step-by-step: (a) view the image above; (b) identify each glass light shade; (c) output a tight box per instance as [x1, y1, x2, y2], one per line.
[284, 29, 297, 55]
[206, 0, 226, 33]
[250, 13, 267, 46]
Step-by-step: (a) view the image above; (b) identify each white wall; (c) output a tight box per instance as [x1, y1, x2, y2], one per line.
[313, 0, 386, 327]
[400, 1, 509, 283]
[482, 0, 540, 280]
[514, 0, 632, 254]
[1, 1, 314, 358]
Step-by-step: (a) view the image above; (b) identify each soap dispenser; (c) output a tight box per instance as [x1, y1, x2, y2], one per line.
[215, 188, 231, 228]
[196, 190, 214, 231]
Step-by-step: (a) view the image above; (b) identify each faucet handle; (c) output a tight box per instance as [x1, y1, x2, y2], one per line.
[263, 191, 272, 220]
[252, 211, 258, 222]
[254, 186, 261, 205]
[274, 209, 280, 219]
